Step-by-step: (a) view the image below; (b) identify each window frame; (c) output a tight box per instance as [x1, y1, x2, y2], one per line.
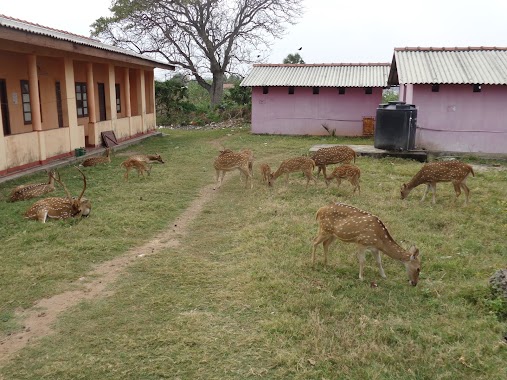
[364, 87, 373, 95]
[288, 86, 295, 95]
[262, 86, 269, 94]
[115, 83, 121, 112]
[338, 87, 346, 95]
[431, 84, 440, 92]
[312, 87, 320, 95]
[75, 82, 89, 118]
[20, 80, 32, 125]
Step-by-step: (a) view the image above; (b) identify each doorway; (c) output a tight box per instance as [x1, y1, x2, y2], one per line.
[97, 83, 106, 121]
[0, 79, 11, 135]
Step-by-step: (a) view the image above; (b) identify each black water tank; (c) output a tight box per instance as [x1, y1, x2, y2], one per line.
[374, 101, 417, 151]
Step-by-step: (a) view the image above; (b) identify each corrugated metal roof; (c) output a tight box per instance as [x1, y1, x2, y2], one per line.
[241, 63, 390, 87]
[0, 14, 174, 70]
[392, 47, 507, 85]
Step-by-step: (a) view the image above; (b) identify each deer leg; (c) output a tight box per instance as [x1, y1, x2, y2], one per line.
[285, 173, 290, 185]
[312, 232, 332, 266]
[452, 181, 461, 199]
[430, 183, 437, 204]
[420, 184, 431, 202]
[335, 178, 342, 189]
[371, 248, 387, 278]
[461, 182, 470, 205]
[322, 236, 336, 266]
[356, 248, 366, 280]
[321, 166, 327, 178]
[37, 209, 48, 223]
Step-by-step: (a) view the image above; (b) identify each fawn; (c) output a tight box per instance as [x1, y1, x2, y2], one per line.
[120, 158, 151, 181]
[325, 164, 361, 194]
[401, 161, 475, 204]
[9, 170, 58, 202]
[213, 149, 253, 189]
[259, 163, 271, 183]
[310, 146, 356, 177]
[25, 167, 91, 223]
[268, 157, 316, 188]
[81, 148, 112, 167]
[312, 202, 421, 285]
[128, 153, 165, 164]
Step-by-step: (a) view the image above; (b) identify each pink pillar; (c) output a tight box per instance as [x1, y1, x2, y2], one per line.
[27, 55, 42, 131]
[124, 67, 131, 117]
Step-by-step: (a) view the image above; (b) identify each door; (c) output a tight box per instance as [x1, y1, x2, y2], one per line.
[0, 79, 11, 135]
[55, 81, 63, 128]
[362, 116, 375, 137]
[97, 83, 106, 121]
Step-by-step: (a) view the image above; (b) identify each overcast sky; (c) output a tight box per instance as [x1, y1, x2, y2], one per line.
[2, 0, 507, 73]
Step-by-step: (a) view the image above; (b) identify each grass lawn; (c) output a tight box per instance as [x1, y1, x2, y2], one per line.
[1, 126, 506, 379]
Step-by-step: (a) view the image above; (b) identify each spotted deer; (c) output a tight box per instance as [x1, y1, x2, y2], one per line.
[312, 202, 421, 286]
[213, 149, 253, 189]
[325, 164, 361, 194]
[81, 148, 112, 167]
[310, 146, 357, 177]
[128, 153, 165, 164]
[9, 170, 59, 202]
[401, 161, 475, 204]
[268, 157, 316, 188]
[120, 158, 151, 181]
[25, 167, 91, 223]
[259, 163, 271, 184]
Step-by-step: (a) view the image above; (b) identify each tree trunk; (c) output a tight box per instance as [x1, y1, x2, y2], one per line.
[210, 72, 225, 106]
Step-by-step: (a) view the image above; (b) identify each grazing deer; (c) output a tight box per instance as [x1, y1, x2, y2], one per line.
[120, 158, 151, 181]
[25, 167, 91, 223]
[213, 149, 253, 189]
[310, 146, 356, 178]
[401, 161, 475, 204]
[128, 153, 165, 164]
[268, 157, 316, 188]
[312, 202, 421, 286]
[9, 170, 59, 202]
[325, 164, 361, 194]
[259, 163, 271, 184]
[81, 148, 112, 167]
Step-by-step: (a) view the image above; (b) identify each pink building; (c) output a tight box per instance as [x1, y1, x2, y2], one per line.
[0, 15, 174, 176]
[241, 63, 390, 136]
[389, 47, 507, 154]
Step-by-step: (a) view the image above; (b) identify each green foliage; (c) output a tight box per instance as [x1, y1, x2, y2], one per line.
[155, 77, 196, 125]
[283, 52, 305, 64]
[382, 88, 399, 103]
[224, 83, 251, 106]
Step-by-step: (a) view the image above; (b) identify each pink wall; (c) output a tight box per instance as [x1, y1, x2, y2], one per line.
[251, 86, 382, 135]
[410, 84, 507, 154]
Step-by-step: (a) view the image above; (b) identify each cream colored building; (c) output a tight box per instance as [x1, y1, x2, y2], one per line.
[0, 15, 174, 176]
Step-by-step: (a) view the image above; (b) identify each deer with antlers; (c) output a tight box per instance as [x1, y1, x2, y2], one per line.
[120, 158, 151, 181]
[81, 148, 112, 167]
[401, 161, 475, 204]
[268, 156, 316, 188]
[213, 149, 254, 189]
[127, 153, 165, 164]
[325, 164, 361, 194]
[310, 145, 357, 178]
[24, 167, 91, 223]
[9, 170, 59, 202]
[312, 202, 421, 285]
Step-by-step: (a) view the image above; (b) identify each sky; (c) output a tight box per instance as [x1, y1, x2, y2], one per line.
[2, 0, 507, 76]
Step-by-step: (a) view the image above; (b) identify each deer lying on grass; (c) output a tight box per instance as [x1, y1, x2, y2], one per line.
[9, 170, 59, 202]
[120, 158, 151, 181]
[312, 202, 421, 286]
[325, 164, 361, 194]
[268, 157, 316, 188]
[401, 161, 475, 204]
[259, 163, 271, 183]
[81, 148, 111, 167]
[128, 153, 165, 164]
[25, 167, 91, 223]
[213, 149, 253, 189]
[310, 145, 356, 178]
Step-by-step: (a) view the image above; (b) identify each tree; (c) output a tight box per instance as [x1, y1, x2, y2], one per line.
[283, 52, 305, 64]
[92, 0, 303, 106]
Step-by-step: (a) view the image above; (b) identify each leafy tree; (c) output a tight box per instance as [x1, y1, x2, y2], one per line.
[283, 52, 305, 64]
[92, 0, 303, 106]
[155, 76, 195, 124]
[382, 88, 399, 103]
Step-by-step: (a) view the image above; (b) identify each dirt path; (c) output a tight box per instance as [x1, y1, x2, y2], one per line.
[0, 140, 229, 367]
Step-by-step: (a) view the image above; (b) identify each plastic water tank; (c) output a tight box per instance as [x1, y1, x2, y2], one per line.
[374, 101, 417, 151]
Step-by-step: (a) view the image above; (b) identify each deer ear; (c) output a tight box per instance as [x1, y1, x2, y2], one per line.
[409, 246, 419, 259]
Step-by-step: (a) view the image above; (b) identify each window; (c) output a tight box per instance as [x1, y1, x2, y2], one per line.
[20, 80, 32, 124]
[288, 86, 295, 95]
[75, 82, 88, 117]
[115, 84, 121, 112]
[473, 84, 482, 93]
[338, 87, 346, 95]
[262, 86, 269, 94]
[365, 87, 373, 95]
[312, 87, 320, 95]
[431, 84, 440, 92]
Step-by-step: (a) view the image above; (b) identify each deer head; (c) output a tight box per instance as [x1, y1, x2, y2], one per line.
[404, 246, 421, 286]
